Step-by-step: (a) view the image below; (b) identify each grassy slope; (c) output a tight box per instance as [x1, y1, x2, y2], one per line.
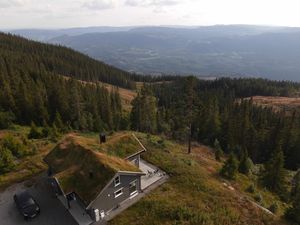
[244, 96, 300, 115]
[0, 128, 290, 224]
[110, 133, 288, 225]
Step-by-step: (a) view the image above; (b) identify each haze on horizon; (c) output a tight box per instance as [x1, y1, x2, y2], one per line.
[0, 0, 300, 29]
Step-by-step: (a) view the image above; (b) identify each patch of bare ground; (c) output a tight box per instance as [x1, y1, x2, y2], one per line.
[190, 143, 220, 174]
[244, 96, 300, 114]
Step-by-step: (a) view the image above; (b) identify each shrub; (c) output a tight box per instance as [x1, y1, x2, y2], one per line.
[41, 125, 51, 138]
[28, 122, 43, 139]
[157, 138, 166, 148]
[220, 153, 239, 179]
[254, 193, 263, 204]
[239, 156, 252, 175]
[0, 111, 15, 129]
[31, 144, 38, 155]
[1, 135, 27, 158]
[0, 147, 14, 174]
[269, 202, 279, 214]
[49, 124, 60, 142]
[285, 185, 300, 223]
[246, 184, 255, 193]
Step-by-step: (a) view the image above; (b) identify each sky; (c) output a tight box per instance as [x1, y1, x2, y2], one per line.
[0, 0, 300, 29]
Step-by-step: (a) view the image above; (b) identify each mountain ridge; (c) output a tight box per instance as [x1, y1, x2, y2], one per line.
[8, 25, 300, 81]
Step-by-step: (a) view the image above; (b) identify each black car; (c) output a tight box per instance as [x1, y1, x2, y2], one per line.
[13, 191, 40, 219]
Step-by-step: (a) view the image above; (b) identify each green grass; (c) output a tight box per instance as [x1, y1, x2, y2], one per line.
[0, 126, 55, 190]
[74, 131, 144, 158]
[110, 133, 288, 225]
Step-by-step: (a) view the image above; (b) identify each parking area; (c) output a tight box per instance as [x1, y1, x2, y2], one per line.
[0, 175, 77, 225]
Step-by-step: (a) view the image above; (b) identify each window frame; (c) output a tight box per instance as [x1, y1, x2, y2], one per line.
[114, 175, 121, 187]
[114, 188, 123, 198]
[129, 180, 138, 196]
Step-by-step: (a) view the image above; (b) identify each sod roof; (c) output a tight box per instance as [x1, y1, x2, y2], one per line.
[44, 134, 142, 205]
[74, 132, 146, 159]
[99, 132, 146, 158]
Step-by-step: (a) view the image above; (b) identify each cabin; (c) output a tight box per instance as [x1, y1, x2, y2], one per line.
[44, 132, 147, 224]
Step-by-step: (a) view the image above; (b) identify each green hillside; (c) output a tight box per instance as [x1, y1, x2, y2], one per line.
[0, 33, 127, 130]
[0, 32, 135, 89]
[109, 133, 288, 225]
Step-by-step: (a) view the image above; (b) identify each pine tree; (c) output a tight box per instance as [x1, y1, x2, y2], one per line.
[220, 153, 239, 179]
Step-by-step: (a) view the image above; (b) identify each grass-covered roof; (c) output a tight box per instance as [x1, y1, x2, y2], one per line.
[44, 134, 141, 204]
[74, 132, 146, 158]
[99, 132, 146, 158]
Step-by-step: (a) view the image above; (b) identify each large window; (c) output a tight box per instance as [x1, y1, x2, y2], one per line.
[114, 188, 123, 198]
[114, 176, 121, 187]
[129, 180, 137, 196]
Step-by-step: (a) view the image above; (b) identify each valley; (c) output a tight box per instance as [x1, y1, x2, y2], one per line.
[10, 25, 300, 81]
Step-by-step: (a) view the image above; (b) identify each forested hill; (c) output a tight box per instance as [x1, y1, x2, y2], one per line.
[0, 32, 135, 89]
[0, 32, 127, 131]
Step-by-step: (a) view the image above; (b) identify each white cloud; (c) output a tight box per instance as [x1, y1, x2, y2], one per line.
[0, 0, 29, 8]
[125, 0, 180, 7]
[0, 0, 300, 28]
[82, 0, 117, 10]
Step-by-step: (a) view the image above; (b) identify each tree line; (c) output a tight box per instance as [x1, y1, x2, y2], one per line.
[130, 77, 300, 223]
[0, 32, 137, 89]
[131, 77, 300, 170]
[0, 60, 123, 131]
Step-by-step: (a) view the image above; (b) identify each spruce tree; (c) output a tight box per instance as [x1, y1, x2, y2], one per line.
[53, 111, 64, 132]
[130, 86, 157, 133]
[238, 148, 252, 175]
[262, 147, 286, 195]
[291, 170, 300, 198]
[220, 153, 239, 179]
[214, 139, 223, 161]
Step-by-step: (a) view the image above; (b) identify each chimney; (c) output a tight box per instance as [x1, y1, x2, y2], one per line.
[99, 133, 106, 144]
[89, 171, 94, 179]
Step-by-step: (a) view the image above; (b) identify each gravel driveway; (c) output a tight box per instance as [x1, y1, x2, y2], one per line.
[0, 175, 77, 225]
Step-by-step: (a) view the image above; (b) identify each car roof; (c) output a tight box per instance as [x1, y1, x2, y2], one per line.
[16, 191, 34, 203]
